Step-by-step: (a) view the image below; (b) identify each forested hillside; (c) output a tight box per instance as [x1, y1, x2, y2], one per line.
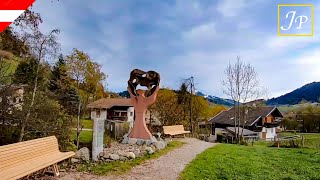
[267, 82, 320, 105]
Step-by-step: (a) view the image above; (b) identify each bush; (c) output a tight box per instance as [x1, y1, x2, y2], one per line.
[274, 139, 302, 148]
[104, 134, 112, 147]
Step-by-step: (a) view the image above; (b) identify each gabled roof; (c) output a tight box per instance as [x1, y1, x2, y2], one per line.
[87, 98, 132, 109]
[209, 106, 283, 126]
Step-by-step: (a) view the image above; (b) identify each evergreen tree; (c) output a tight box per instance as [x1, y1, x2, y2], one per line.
[13, 58, 50, 91]
[49, 54, 68, 92]
[49, 54, 79, 115]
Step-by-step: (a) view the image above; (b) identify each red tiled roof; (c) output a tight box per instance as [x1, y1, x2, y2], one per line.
[87, 98, 132, 109]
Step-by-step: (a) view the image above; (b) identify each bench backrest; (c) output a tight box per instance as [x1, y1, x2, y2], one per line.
[163, 125, 185, 133]
[0, 136, 60, 170]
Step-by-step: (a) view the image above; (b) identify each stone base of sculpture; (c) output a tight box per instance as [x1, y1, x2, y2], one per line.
[121, 133, 168, 150]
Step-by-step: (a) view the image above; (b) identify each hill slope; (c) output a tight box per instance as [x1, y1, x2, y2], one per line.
[267, 82, 320, 105]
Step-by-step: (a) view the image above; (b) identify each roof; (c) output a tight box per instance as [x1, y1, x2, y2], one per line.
[87, 98, 132, 109]
[209, 106, 283, 126]
[226, 127, 258, 136]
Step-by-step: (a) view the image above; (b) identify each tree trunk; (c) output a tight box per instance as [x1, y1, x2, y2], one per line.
[76, 101, 81, 149]
[233, 103, 237, 143]
[19, 56, 41, 142]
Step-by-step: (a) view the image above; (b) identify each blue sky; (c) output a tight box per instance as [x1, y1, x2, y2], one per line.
[32, 0, 320, 99]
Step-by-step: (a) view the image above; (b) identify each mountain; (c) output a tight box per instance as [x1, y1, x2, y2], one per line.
[267, 82, 320, 105]
[118, 90, 130, 98]
[196, 91, 235, 106]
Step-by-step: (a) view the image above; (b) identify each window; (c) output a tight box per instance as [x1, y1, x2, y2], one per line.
[96, 109, 101, 118]
[130, 112, 133, 116]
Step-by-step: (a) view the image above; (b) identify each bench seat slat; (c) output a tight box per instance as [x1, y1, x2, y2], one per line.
[0, 143, 58, 159]
[0, 136, 57, 152]
[165, 131, 190, 136]
[0, 147, 60, 170]
[0, 151, 75, 180]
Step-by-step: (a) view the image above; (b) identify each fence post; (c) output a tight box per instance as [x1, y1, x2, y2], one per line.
[302, 135, 304, 148]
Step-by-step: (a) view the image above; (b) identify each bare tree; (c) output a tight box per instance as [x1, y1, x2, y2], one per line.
[222, 56, 267, 143]
[19, 29, 60, 141]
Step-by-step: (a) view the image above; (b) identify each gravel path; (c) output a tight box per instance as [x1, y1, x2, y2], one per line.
[59, 138, 216, 180]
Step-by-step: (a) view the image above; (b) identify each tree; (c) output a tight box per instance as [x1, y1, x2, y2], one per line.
[297, 105, 320, 133]
[222, 56, 266, 143]
[15, 91, 74, 151]
[49, 54, 79, 115]
[19, 29, 60, 142]
[0, 28, 29, 56]
[13, 58, 51, 91]
[65, 48, 106, 149]
[150, 89, 182, 126]
[177, 82, 190, 126]
[0, 50, 14, 89]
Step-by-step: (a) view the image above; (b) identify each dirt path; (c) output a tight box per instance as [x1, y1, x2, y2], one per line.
[59, 138, 216, 180]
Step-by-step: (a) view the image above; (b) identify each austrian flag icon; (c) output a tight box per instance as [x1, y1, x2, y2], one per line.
[0, 0, 35, 32]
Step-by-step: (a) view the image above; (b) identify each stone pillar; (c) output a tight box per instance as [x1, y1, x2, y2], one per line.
[92, 118, 105, 161]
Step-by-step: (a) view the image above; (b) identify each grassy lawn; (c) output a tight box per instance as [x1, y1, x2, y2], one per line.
[78, 141, 185, 175]
[180, 144, 320, 180]
[71, 130, 93, 144]
[73, 119, 93, 129]
[278, 132, 320, 149]
[82, 119, 93, 129]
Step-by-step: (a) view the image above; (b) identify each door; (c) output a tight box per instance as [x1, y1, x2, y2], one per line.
[262, 132, 266, 139]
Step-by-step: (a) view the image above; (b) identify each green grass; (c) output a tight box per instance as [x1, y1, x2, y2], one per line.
[78, 141, 185, 175]
[180, 144, 320, 180]
[71, 130, 93, 144]
[278, 132, 320, 149]
[82, 119, 93, 129]
[73, 119, 93, 129]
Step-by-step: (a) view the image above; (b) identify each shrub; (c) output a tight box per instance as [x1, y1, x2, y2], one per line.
[274, 139, 302, 148]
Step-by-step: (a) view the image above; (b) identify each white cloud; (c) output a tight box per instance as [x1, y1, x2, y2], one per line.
[183, 22, 216, 42]
[216, 0, 247, 17]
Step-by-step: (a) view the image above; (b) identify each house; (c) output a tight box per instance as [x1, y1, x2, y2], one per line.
[87, 97, 161, 139]
[0, 84, 26, 113]
[209, 106, 283, 141]
[87, 97, 134, 125]
[87, 98, 134, 139]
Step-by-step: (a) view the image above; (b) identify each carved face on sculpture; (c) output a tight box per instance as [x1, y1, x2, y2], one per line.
[128, 69, 160, 97]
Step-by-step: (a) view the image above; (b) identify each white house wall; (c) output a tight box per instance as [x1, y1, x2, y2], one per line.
[90, 109, 107, 121]
[266, 127, 276, 140]
[127, 107, 134, 128]
[261, 127, 277, 141]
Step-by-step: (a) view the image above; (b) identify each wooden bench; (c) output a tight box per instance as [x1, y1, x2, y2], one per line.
[163, 125, 191, 139]
[0, 136, 75, 180]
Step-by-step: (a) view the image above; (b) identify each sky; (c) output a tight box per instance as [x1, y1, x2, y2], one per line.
[32, 0, 320, 99]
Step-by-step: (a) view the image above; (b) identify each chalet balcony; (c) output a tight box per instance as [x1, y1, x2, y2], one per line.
[110, 116, 127, 121]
